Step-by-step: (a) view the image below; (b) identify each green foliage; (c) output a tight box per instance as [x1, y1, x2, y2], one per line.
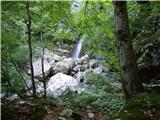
[1, 64, 24, 92]
[53, 29, 77, 41]
[85, 71, 110, 87]
[143, 80, 160, 91]
[47, 91, 124, 116]
[128, 1, 160, 50]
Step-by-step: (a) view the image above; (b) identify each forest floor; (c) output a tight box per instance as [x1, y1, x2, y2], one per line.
[1, 99, 108, 120]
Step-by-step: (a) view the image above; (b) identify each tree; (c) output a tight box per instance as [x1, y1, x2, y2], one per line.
[25, 1, 37, 98]
[114, 1, 142, 98]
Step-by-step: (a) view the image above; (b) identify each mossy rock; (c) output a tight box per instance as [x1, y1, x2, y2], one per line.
[59, 109, 82, 120]
[126, 93, 160, 110]
[112, 93, 160, 120]
[119, 109, 150, 120]
[1, 105, 19, 120]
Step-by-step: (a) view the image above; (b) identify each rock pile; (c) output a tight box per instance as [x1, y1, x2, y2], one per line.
[27, 48, 121, 97]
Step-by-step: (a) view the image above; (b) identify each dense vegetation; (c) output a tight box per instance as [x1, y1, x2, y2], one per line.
[1, 1, 160, 120]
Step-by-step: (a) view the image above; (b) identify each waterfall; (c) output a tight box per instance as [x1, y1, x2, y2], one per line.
[72, 37, 84, 59]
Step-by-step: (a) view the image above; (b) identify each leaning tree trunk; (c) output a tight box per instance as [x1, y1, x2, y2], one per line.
[114, 1, 142, 98]
[40, 31, 46, 98]
[26, 1, 37, 98]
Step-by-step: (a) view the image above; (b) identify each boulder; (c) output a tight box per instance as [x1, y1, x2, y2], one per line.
[96, 56, 105, 61]
[44, 48, 63, 64]
[103, 66, 110, 73]
[63, 58, 75, 68]
[73, 65, 80, 72]
[60, 109, 82, 120]
[111, 82, 122, 92]
[53, 61, 70, 74]
[79, 65, 86, 71]
[0, 93, 19, 101]
[28, 59, 51, 79]
[89, 59, 97, 69]
[76, 59, 83, 65]
[25, 79, 44, 95]
[43, 49, 55, 65]
[93, 65, 103, 74]
[74, 72, 85, 82]
[88, 113, 94, 118]
[58, 48, 70, 57]
[53, 54, 64, 62]
[35, 80, 44, 94]
[81, 54, 89, 62]
[47, 73, 79, 96]
[83, 63, 89, 69]
[73, 64, 87, 72]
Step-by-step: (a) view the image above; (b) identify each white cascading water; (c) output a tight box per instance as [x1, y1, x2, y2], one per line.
[72, 37, 83, 59]
[72, 36, 84, 84]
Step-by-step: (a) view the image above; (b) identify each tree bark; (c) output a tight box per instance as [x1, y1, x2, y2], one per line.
[41, 31, 46, 98]
[114, 1, 142, 98]
[26, 1, 37, 98]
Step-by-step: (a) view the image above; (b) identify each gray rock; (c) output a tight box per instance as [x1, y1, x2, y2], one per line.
[103, 66, 110, 73]
[111, 82, 122, 92]
[18, 100, 25, 105]
[74, 72, 85, 82]
[81, 54, 89, 62]
[0, 93, 19, 101]
[88, 112, 94, 118]
[73, 64, 86, 72]
[53, 54, 64, 62]
[58, 49, 70, 57]
[60, 109, 73, 117]
[43, 49, 55, 65]
[53, 61, 70, 74]
[47, 73, 79, 97]
[60, 109, 82, 120]
[93, 65, 103, 74]
[73, 65, 80, 72]
[44, 48, 64, 63]
[28, 58, 51, 79]
[63, 58, 75, 68]
[89, 59, 97, 69]
[26, 79, 44, 95]
[80, 65, 86, 71]
[76, 59, 83, 65]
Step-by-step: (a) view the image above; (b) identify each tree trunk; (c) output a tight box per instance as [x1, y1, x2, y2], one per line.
[114, 1, 142, 98]
[26, 1, 37, 98]
[41, 31, 46, 98]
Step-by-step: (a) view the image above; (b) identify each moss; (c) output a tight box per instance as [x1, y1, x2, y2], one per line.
[119, 109, 150, 120]
[1, 105, 19, 120]
[28, 104, 47, 120]
[126, 93, 160, 110]
[112, 93, 160, 120]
